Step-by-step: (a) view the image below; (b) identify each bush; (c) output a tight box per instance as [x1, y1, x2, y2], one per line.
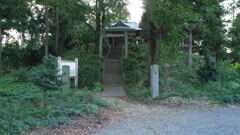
[78, 56, 102, 89]
[30, 55, 62, 106]
[123, 42, 149, 84]
[218, 61, 239, 82]
[11, 68, 31, 82]
[197, 55, 218, 83]
[62, 46, 103, 89]
[31, 55, 61, 91]
[2, 42, 43, 73]
[125, 84, 152, 102]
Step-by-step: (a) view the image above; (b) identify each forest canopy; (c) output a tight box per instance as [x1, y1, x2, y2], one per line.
[0, 0, 129, 71]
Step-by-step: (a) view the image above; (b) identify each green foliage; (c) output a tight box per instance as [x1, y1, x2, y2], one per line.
[11, 68, 30, 82]
[0, 0, 129, 73]
[218, 61, 239, 82]
[125, 84, 152, 102]
[63, 45, 102, 90]
[31, 55, 61, 91]
[229, 14, 240, 62]
[0, 75, 108, 134]
[232, 63, 240, 74]
[123, 42, 149, 84]
[140, 0, 228, 103]
[78, 58, 102, 89]
[197, 55, 218, 83]
[159, 57, 240, 104]
[124, 48, 240, 104]
[1, 42, 43, 74]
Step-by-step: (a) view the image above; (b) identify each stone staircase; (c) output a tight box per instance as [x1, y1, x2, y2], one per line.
[102, 44, 126, 97]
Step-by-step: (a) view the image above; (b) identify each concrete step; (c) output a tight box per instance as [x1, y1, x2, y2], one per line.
[102, 86, 126, 97]
[102, 45, 126, 97]
[103, 60, 124, 86]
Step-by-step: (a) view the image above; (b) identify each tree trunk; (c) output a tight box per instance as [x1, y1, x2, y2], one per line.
[56, 8, 60, 56]
[21, 31, 25, 46]
[95, 0, 101, 54]
[188, 29, 193, 65]
[44, 6, 49, 57]
[149, 21, 157, 64]
[0, 27, 2, 71]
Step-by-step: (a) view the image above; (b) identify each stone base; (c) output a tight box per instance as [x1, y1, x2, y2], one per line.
[102, 86, 126, 97]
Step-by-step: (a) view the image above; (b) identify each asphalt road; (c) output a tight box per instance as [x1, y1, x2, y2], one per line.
[95, 98, 240, 135]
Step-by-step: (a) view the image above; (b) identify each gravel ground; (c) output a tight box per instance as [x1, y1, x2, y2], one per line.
[26, 108, 122, 135]
[94, 98, 240, 135]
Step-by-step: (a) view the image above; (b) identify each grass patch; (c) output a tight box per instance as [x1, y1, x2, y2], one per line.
[0, 75, 109, 135]
[125, 84, 152, 102]
[124, 47, 240, 104]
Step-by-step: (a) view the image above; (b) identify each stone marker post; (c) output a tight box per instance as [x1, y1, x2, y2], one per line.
[151, 64, 159, 98]
[75, 58, 78, 88]
[62, 65, 70, 90]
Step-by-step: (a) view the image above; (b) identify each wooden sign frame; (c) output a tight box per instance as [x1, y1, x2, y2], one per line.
[57, 57, 78, 88]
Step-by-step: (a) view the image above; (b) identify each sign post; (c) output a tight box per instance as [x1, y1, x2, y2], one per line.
[151, 64, 159, 98]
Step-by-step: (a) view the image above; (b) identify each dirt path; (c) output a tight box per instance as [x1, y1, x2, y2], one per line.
[94, 98, 240, 135]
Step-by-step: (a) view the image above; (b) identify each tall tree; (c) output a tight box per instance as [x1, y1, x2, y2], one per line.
[0, 26, 2, 71]
[141, 3, 157, 64]
[0, 0, 29, 70]
[229, 13, 240, 62]
[55, 7, 60, 56]
[44, 6, 49, 56]
[142, 0, 203, 64]
[85, 0, 129, 54]
[194, 0, 226, 82]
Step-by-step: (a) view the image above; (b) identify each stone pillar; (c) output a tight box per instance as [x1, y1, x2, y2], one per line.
[75, 58, 78, 88]
[57, 57, 61, 76]
[62, 65, 70, 90]
[124, 31, 128, 58]
[151, 64, 159, 98]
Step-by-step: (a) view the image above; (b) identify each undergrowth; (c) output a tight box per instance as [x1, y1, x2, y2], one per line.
[0, 75, 109, 135]
[124, 42, 240, 104]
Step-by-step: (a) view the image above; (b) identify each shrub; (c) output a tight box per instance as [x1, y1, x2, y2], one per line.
[218, 61, 239, 82]
[62, 45, 103, 90]
[123, 43, 149, 84]
[31, 55, 62, 106]
[78, 56, 102, 89]
[11, 68, 31, 82]
[197, 55, 218, 83]
[125, 84, 152, 102]
[31, 55, 61, 90]
[232, 63, 240, 75]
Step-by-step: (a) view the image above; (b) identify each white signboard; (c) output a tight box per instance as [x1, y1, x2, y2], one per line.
[58, 57, 78, 88]
[59, 61, 77, 77]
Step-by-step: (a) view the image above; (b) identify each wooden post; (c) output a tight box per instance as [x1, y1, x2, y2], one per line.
[188, 29, 193, 65]
[124, 31, 128, 58]
[99, 34, 103, 56]
[75, 58, 78, 88]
